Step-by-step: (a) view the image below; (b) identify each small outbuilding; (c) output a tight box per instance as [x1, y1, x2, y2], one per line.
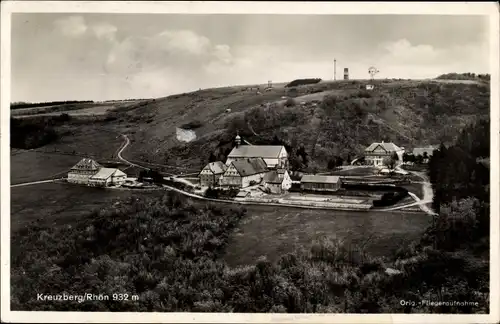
[300, 175, 342, 192]
[263, 169, 292, 194]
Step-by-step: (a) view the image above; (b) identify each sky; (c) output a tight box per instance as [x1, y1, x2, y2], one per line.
[11, 13, 490, 102]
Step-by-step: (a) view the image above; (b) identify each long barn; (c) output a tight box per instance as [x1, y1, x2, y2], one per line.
[300, 175, 342, 192]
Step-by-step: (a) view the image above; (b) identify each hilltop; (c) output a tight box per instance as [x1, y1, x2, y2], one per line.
[10, 77, 490, 174]
[116, 78, 490, 172]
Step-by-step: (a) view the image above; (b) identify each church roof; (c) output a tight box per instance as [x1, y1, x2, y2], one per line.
[228, 145, 285, 158]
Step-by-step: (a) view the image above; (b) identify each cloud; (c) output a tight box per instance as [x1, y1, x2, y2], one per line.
[156, 30, 211, 56]
[92, 22, 118, 42]
[53, 16, 88, 37]
[104, 29, 234, 77]
[382, 39, 439, 64]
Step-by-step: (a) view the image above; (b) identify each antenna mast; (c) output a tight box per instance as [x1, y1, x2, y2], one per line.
[333, 59, 337, 80]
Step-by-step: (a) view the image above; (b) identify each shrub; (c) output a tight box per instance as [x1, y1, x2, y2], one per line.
[284, 98, 296, 107]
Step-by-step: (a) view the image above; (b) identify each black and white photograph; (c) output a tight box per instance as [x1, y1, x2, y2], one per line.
[1, 1, 499, 323]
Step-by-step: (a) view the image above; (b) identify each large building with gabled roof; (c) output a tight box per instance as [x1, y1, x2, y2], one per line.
[67, 158, 102, 184]
[89, 168, 127, 187]
[220, 157, 268, 188]
[364, 141, 405, 167]
[67, 158, 127, 187]
[226, 135, 289, 169]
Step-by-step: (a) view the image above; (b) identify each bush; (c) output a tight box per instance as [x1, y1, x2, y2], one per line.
[284, 98, 296, 107]
[180, 120, 204, 130]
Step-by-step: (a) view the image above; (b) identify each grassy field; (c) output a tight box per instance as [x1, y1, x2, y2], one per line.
[222, 205, 431, 267]
[10, 182, 165, 232]
[11, 125, 125, 184]
[11, 151, 81, 184]
[11, 100, 144, 117]
[39, 124, 124, 160]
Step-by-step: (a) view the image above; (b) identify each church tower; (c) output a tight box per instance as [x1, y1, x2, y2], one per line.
[235, 133, 241, 148]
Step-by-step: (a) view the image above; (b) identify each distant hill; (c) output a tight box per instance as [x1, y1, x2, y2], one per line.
[115, 78, 489, 173]
[436, 72, 490, 81]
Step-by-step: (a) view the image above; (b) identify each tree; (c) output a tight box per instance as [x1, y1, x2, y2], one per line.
[208, 152, 217, 163]
[415, 154, 424, 165]
[383, 153, 397, 171]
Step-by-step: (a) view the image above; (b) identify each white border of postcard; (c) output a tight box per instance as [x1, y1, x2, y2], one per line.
[1, 1, 499, 323]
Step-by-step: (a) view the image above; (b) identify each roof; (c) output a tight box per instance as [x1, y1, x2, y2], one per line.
[412, 146, 438, 156]
[203, 161, 227, 175]
[228, 145, 285, 159]
[70, 158, 101, 171]
[264, 170, 283, 184]
[230, 158, 268, 177]
[90, 168, 121, 180]
[301, 175, 341, 184]
[365, 142, 403, 153]
[236, 191, 249, 197]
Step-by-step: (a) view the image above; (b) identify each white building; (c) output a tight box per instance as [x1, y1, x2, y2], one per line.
[263, 169, 292, 194]
[226, 136, 288, 169]
[67, 158, 102, 185]
[88, 168, 127, 187]
[220, 158, 268, 188]
[364, 141, 405, 167]
[67, 158, 126, 187]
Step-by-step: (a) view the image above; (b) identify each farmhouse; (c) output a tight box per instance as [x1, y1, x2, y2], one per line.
[220, 158, 268, 188]
[88, 168, 127, 187]
[199, 161, 228, 187]
[300, 175, 342, 192]
[226, 135, 289, 169]
[67, 158, 102, 185]
[263, 169, 293, 194]
[364, 141, 405, 167]
[67, 158, 126, 187]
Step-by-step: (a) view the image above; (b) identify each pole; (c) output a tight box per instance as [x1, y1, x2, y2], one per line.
[334, 59, 337, 81]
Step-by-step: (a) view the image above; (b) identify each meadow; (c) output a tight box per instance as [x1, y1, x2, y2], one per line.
[222, 205, 431, 267]
[11, 151, 81, 185]
[10, 182, 164, 232]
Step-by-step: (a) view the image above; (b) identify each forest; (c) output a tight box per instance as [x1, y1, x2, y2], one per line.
[10, 114, 74, 150]
[11, 116, 490, 312]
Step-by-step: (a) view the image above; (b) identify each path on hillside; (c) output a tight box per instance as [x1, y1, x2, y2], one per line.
[381, 169, 437, 216]
[11, 179, 63, 188]
[117, 134, 149, 170]
[117, 134, 199, 176]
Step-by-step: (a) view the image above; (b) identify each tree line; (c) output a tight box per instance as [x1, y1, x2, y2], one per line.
[11, 100, 94, 109]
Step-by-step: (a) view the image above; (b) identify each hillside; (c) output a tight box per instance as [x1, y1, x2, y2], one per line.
[117, 79, 489, 172]
[11, 78, 489, 174]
